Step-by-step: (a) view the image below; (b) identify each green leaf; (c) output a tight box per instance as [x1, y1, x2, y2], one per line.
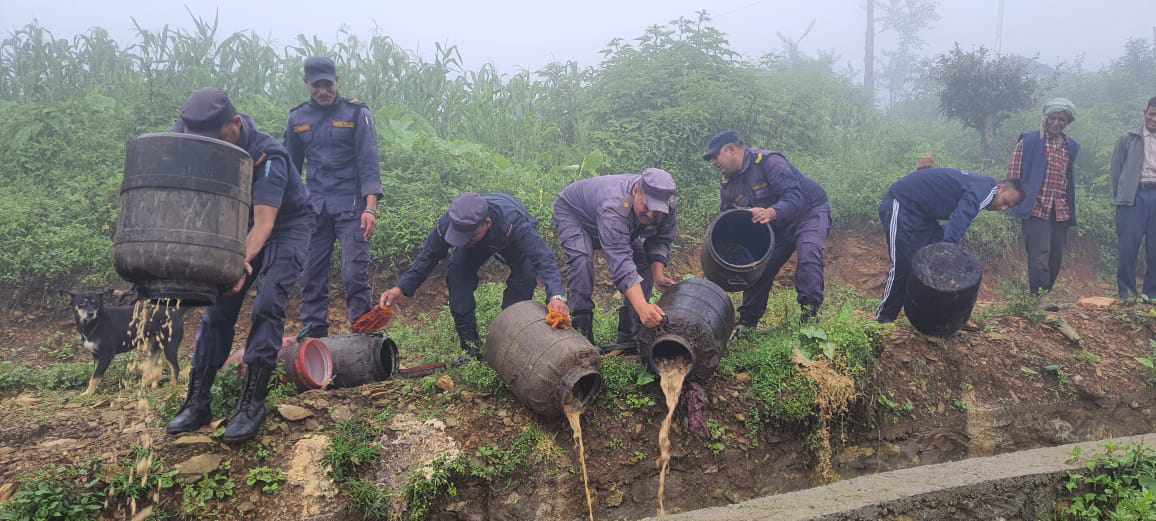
[635, 371, 656, 386]
[799, 326, 827, 341]
[1136, 357, 1155, 370]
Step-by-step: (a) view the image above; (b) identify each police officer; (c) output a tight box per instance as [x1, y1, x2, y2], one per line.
[166, 88, 313, 443]
[553, 168, 678, 348]
[704, 131, 831, 332]
[286, 56, 383, 338]
[876, 168, 1024, 323]
[379, 193, 570, 359]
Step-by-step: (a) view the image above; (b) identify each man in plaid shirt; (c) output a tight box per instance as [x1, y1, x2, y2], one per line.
[1007, 98, 1080, 308]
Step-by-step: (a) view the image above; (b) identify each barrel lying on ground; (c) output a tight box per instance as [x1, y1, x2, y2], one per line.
[115, 133, 253, 306]
[324, 335, 400, 389]
[906, 242, 983, 338]
[278, 337, 334, 391]
[485, 301, 602, 420]
[701, 209, 775, 292]
[638, 277, 736, 381]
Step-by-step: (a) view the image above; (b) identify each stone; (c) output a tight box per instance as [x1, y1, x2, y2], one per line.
[0, 482, 15, 502]
[605, 487, 625, 508]
[735, 372, 751, 384]
[446, 501, 468, 512]
[237, 501, 255, 513]
[36, 438, 80, 450]
[1078, 297, 1116, 308]
[1046, 419, 1075, 444]
[436, 375, 455, 393]
[287, 435, 338, 518]
[277, 404, 313, 421]
[330, 405, 353, 423]
[174, 453, 224, 478]
[172, 435, 215, 446]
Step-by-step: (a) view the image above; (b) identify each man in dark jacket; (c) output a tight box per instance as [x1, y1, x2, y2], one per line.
[1111, 96, 1156, 300]
[286, 57, 383, 338]
[876, 168, 1024, 323]
[379, 193, 569, 359]
[1007, 98, 1080, 306]
[704, 131, 830, 330]
[166, 88, 314, 443]
[553, 169, 678, 348]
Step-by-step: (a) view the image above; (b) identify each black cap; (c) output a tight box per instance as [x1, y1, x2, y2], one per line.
[445, 193, 490, 247]
[703, 130, 741, 161]
[179, 87, 237, 134]
[304, 56, 337, 85]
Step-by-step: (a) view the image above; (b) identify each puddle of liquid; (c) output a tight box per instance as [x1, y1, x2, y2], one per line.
[564, 394, 595, 521]
[655, 357, 691, 517]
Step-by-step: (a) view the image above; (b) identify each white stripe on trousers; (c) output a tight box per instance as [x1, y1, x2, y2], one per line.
[876, 199, 900, 317]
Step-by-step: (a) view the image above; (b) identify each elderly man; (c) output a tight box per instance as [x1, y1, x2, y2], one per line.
[876, 168, 1025, 323]
[1007, 98, 1080, 307]
[166, 88, 313, 443]
[286, 56, 383, 338]
[704, 131, 830, 331]
[1111, 96, 1156, 301]
[554, 168, 678, 349]
[379, 193, 569, 360]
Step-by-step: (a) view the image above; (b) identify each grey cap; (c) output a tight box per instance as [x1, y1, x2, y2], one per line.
[304, 56, 337, 84]
[640, 168, 676, 214]
[445, 193, 490, 247]
[179, 87, 236, 134]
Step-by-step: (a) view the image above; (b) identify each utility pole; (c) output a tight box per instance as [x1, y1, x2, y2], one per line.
[865, 0, 876, 100]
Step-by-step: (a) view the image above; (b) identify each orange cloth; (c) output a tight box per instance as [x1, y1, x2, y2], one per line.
[352, 305, 395, 334]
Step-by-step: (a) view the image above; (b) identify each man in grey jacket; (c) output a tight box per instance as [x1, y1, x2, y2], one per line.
[1112, 96, 1156, 300]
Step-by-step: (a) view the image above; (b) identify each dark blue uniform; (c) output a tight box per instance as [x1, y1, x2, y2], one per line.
[285, 97, 383, 335]
[397, 194, 565, 342]
[173, 114, 313, 370]
[876, 168, 999, 322]
[720, 149, 830, 324]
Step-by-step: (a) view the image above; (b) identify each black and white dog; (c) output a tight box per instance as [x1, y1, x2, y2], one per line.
[64, 289, 185, 395]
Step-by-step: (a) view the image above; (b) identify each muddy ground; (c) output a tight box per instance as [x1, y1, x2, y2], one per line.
[1, 230, 1152, 520]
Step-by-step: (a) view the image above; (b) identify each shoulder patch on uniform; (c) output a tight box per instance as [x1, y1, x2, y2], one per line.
[293, 124, 311, 133]
[622, 200, 630, 208]
[754, 152, 764, 164]
[332, 120, 355, 129]
[346, 98, 368, 108]
[751, 182, 768, 190]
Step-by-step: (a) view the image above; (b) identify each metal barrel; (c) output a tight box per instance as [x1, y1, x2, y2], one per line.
[639, 277, 735, 382]
[278, 337, 334, 391]
[114, 132, 253, 306]
[324, 334, 400, 389]
[906, 242, 983, 338]
[485, 301, 602, 420]
[701, 209, 776, 292]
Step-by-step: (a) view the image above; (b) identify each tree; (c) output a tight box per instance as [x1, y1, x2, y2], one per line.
[864, 0, 875, 99]
[930, 44, 1037, 166]
[877, 0, 940, 107]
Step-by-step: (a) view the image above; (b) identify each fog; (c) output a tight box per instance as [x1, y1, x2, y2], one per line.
[2, 0, 1152, 74]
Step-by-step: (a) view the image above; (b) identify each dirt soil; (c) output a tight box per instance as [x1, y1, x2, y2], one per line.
[1, 231, 1152, 521]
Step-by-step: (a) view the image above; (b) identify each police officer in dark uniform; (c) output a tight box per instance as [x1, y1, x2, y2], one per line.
[553, 168, 679, 348]
[704, 131, 831, 333]
[166, 88, 313, 443]
[379, 193, 570, 359]
[286, 56, 383, 338]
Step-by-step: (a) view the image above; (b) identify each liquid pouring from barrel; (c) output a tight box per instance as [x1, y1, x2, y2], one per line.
[638, 277, 736, 382]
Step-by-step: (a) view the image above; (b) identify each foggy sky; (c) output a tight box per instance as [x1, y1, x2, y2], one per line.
[1, 0, 1152, 75]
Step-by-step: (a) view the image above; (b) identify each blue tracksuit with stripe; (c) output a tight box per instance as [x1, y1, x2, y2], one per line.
[876, 168, 998, 322]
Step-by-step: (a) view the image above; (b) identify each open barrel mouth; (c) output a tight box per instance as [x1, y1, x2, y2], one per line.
[709, 210, 773, 269]
[571, 373, 603, 409]
[652, 335, 695, 367]
[378, 337, 400, 379]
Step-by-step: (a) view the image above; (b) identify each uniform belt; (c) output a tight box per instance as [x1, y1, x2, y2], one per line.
[1140, 182, 1156, 190]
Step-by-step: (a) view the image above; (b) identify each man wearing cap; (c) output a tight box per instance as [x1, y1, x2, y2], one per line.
[286, 56, 383, 339]
[553, 168, 679, 348]
[379, 193, 569, 360]
[704, 131, 830, 331]
[166, 88, 314, 443]
[1110, 96, 1156, 301]
[876, 169, 1025, 323]
[1007, 98, 1080, 308]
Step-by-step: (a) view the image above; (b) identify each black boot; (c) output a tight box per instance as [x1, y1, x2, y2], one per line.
[571, 311, 594, 344]
[459, 338, 483, 361]
[166, 363, 216, 434]
[222, 362, 272, 444]
[301, 325, 328, 339]
[800, 304, 820, 324]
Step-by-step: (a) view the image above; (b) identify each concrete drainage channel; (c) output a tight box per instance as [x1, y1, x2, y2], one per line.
[648, 433, 1156, 521]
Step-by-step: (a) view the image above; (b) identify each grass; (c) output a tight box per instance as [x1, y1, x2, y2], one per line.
[1061, 442, 1156, 520]
[0, 361, 94, 393]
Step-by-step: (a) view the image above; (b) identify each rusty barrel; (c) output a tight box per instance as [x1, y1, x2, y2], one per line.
[324, 334, 400, 389]
[226, 336, 333, 391]
[114, 132, 252, 306]
[906, 242, 982, 338]
[485, 301, 602, 419]
[639, 277, 735, 382]
[702, 209, 776, 292]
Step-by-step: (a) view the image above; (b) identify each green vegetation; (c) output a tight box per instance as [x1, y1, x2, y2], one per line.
[1061, 443, 1156, 520]
[325, 417, 386, 484]
[0, 362, 92, 393]
[245, 467, 287, 494]
[0, 464, 104, 521]
[155, 365, 298, 422]
[180, 462, 236, 516]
